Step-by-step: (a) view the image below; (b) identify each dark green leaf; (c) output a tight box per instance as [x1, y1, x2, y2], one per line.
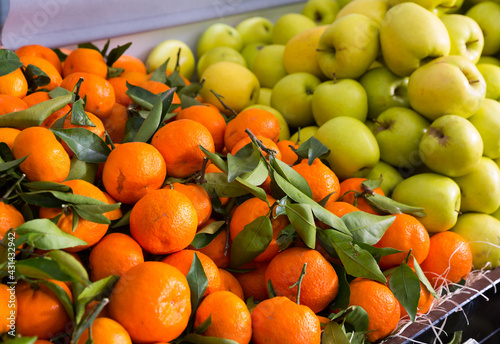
[66, 156, 99, 183]
[0, 49, 23, 76]
[121, 116, 144, 143]
[233, 174, 269, 202]
[267, 279, 276, 298]
[285, 203, 316, 249]
[270, 156, 312, 198]
[239, 159, 269, 186]
[49, 250, 90, 286]
[180, 333, 239, 344]
[150, 58, 169, 84]
[106, 42, 132, 66]
[230, 216, 273, 268]
[38, 279, 74, 321]
[166, 68, 187, 88]
[72, 298, 110, 343]
[342, 212, 396, 245]
[186, 253, 208, 316]
[388, 263, 420, 322]
[355, 242, 402, 260]
[361, 178, 383, 191]
[322, 321, 351, 344]
[53, 48, 68, 62]
[178, 85, 204, 104]
[23, 181, 71, 192]
[49, 86, 72, 98]
[413, 257, 438, 298]
[0, 155, 27, 172]
[133, 97, 163, 143]
[159, 88, 176, 121]
[77, 275, 120, 305]
[194, 314, 212, 334]
[227, 142, 262, 183]
[329, 264, 350, 311]
[19, 191, 66, 208]
[202, 173, 249, 198]
[190, 221, 226, 249]
[200, 146, 228, 173]
[111, 208, 131, 228]
[345, 306, 370, 332]
[23, 64, 51, 89]
[71, 204, 114, 224]
[276, 223, 295, 251]
[70, 99, 95, 126]
[365, 193, 426, 218]
[15, 257, 73, 281]
[293, 136, 330, 165]
[125, 82, 157, 110]
[51, 128, 110, 163]
[78, 42, 101, 52]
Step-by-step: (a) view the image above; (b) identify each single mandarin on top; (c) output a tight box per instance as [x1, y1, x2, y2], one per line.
[62, 48, 108, 79]
[22, 91, 71, 128]
[129, 188, 197, 255]
[339, 177, 385, 215]
[102, 142, 167, 205]
[108, 262, 191, 343]
[112, 54, 147, 74]
[76, 317, 132, 344]
[16, 44, 63, 74]
[232, 262, 269, 302]
[151, 119, 215, 178]
[0, 201, 24, 240]
[193, 291, 252, 344]
[276, 140, 299, 165]
[251, 296, 321, 344]
[0, 128, 21, 150]
[19, 55, 62, 91]
[0, 94, 28, 115]
[0, 68, 28, 98]
[224, 107, 280, 153]
[348, 278, 400, 343]
[168, 182, 212, 227]
[218, 268, 245, 300]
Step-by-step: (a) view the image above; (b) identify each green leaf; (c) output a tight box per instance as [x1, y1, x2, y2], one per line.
[329, 264, 350, 311]
[194, 314, 212, 334]
[190, 221, 226, 249]
[111, 208, 131, 228]
[49, 86, 72, 98]
[239, 159, 269, 186]
[1, 337, 37, 344]
[270, 156, 312, 198]
[149, 58, 169, 84]
[166, 68, 187, 88]
[125, 82, 157, 110]
[0, 49, 24, 76]
[38, 279, 75, 321]
[293, 136, 330, 165]
[230, 215, 273, 268]
[106, 42, 132, 66]
[78, 42, 101, 52]
[446, 331, 463, 344]
[15, 257, 73, 281]
[121, 116, 144, 143]
[285, 203, 316, 249]
[23, 181, 71, 192]
[186, 253, 208, 323]
[342, 212, 396, 245]
[0, 155, 27, 172]
[276, 223, 295, 251]
[132, 96, 163, 142]
[49, 250, 90, 286]
[365, 193, 426, 218]
[70, 99, 95, 126]
[200, 146, 228, 173]
[23, 64, 51, 90]
[179, 333, 239, 344]
[388, 263, 421, 322]
[227, 142, 262, 183]
[361, 178, 383, 191]
[413, 257, 438, 298]
[51, 128, 111, 163]
[72, 298, 110, 343]
[355, 242, 403, 260]
[202, 173, 249, 198]
[77, 275, 120, 305]
[178, 85, 204, 104]
[345, 306, 370, 333]
[322, 321, 351, 344]
[66, 156, 99, 183]
[15, 219, 87, 250]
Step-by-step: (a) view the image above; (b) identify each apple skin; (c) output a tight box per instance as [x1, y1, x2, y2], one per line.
[196, 47, 247, 78]
[311, 78, 368, 126]
[270, 72, 322, 128]
[452, 157, 500, 214]
[468, 98, 500, 159]
[354, 160, 404, 196]
[252, 45, 287, 89]
[478, 56, 500, 66]
[359, 66, 410, 120]
[302, 0, 340, 25]
[199, 61, 260, 114]
[466, 2, 500, 56]
[289, 126, 319, 144]
[476, 63, 500, 101]
[196, 23, 243, 59]
[451, 213, 500, 269]
[271, 13, 317, 45]
[407, 55, 486, 121]
[335, 0, 388, 27]
[373, 107, 430, 169]
[388, 0, 456, 14]
[235, 16, 274, 46]
[240, 43, 265, 71]
[145, 39, 195, 79]
[244, 104, 291, 141]
[440, 14, 484, 64]
[419, 115, 483, 178]
[257, 88, 273, 107]
[317, 13, 379, 79]
[315, 116, 380, 180]
[379, 2, 451, 77]
[391, 172, 461, 233]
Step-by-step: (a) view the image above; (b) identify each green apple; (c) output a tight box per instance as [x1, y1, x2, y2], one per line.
[380, 2, 451, 77]
[199, 61, 260, 114]
[440, 14, 484, 64]
[419, 115, 483, 177]
[289, 126, 319, 143]
[196, 23, 243, 58]
[145, 39, 195, 79]
[235, 16, 274, 45]
[373, 107, 430, 169]
[315, 116, 380, 180]
[478, 56, 500, 66]
[388, 0, 457, 14]
[302, 0, 340, 25]
[451, 213, 500, 269]
[196, 47, 247, 78]
[452, 157, 500, 214]
[476, 63, 500, 100]
[354, 160, 404, 196]
[359, 66, 410, 120]
[270, 72, 321, 128]
[491, 206, 500, 220]
[466, 2, 500, 56]
[243, 104, 290, 141]
[317, 13, 379, 79]
[240, 43, 265, 71]
[311, 78, 368, 126]
[252, 45, 287, 89]
[408, 55, 486, 121]
[283, 25, 329, 79]
[391, 172, 461, 232]
[335, 0, 388, 27]
[468, 98, 500, 159]
[271, 13, 317, 45]
[257, 88, 273, 106]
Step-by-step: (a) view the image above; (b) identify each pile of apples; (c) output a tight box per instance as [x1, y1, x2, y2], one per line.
[146, 0, 500, 269]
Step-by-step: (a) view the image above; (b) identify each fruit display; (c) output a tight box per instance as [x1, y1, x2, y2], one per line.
[1, 0, 500, 342]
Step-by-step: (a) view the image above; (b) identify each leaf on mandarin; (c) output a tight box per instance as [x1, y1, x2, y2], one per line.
[230, 215, 273, 268]
[388, 263, 421, 322]
[342, 212, 396, 245]
[51, 128, 111, 163]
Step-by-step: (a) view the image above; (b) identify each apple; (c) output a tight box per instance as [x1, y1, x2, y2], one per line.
[282, 25, 329, 79]
[372, 107, 430, 169]
[315, 116, 380, 180]
[391, 172, 461, 233]
[257, 88, 273, 107]
[302, 0, 340, 25]
[235, 16, 274, 45]
[491, 206, 500, 221]
[335, 0, 388, 27]
[468, 98, 500, 159]
[252, 45, 287, 89]
[196, 46, 247, 78]
[289, 125, 319, 144]
[244, 104, 291, 141]
[271, 13, 317, 45]
[379, 2, 451, 77]
[452, 157, 500, 214]
[145, 39, 195, 79]
[440, 14, 484, 64]
[317, 13, 379, 80]
[388, 0, 457, 14]
[359, 66, 410, 120]
[419, 115, 483, 177]
[240, 43, 265, 71]
[465, 2, 500, 56]
[199, 61, 260, 114]
[311, 78, 368, 126]
[354, 160, 404, 196]
[478, 56, 500, 66]
[451, 213, 500, 269]
[270, 72, 321, 128]
[196, 23, 243, 58]
[476, 63, 500, 101]
[407, 55, 486, 121]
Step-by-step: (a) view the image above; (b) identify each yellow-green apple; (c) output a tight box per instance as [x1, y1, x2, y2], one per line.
[388, 0, 457, 14]
[315, 116, 380, 179]
[311, 78, 368, 125]
[491, 206, 500, 220]
[468, 98, 500, 159]
[196, 23, 243, 58]
[235, 16, 274, 45]
[244, 104, 291, 141]
[476, 63, 500, 100]
[452, 157, 500, 214]
[289, 126, 319, 143]
[196, 47, 247, 78]
[478, 56, 500, 66]
[317, 13, 379, 79]
[145, 39, 195, 79]
[359, 66, 410, 120]
[252, 45, 287, 89]
[257, 88, 273, 106]
[379, 2, 450, 77]
[407, 55, 486, 120]
[270, 72, 321, 128]
[354, 160, 404, 196]
[451, 213, 500, 269]
[391, 172, 461, 232]
[440, 14, 484, 64]
[302, 0, 340, 25]
[271, 13, 317, 45]
[241, 43, 265, 71]
[466, 2, 500, 56]
[419, 115, 483, 177]
[373, 107, 430, 169]
[335, 0, 388, 27]
[199, 61, 259, 113]
[283, 25, 329, 79]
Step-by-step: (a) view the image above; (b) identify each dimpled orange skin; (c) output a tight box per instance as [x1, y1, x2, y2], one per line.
[76, 317, 132, 344]
[0, 202, 25, 240]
